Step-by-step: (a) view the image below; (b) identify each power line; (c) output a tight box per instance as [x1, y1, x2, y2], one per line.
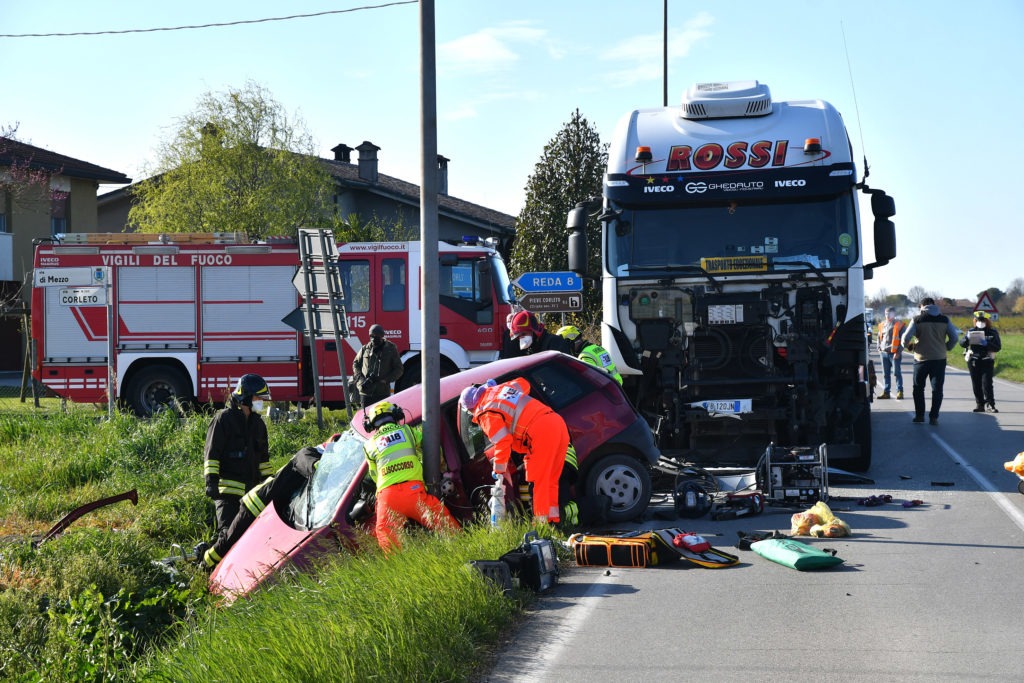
[0, 2, 417, 39]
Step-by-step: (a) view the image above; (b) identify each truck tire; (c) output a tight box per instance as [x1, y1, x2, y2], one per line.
[124, 365, 192, 417]
[849, 405, 872, 472]
[584, 453, 652, 522]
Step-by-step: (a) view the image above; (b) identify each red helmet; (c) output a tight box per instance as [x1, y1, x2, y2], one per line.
[508, 310, 544, 340]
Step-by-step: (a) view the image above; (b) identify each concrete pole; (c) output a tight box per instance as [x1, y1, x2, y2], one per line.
[419, 0, 441, 493]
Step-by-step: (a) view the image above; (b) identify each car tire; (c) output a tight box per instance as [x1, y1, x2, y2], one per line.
[124, 365, 192, 417]
[848, 403, 872, 472]
[583, 453, 652, 522]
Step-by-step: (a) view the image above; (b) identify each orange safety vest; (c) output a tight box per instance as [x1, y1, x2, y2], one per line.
[472, 378, 552, 472]
[877, 319, 906, 353]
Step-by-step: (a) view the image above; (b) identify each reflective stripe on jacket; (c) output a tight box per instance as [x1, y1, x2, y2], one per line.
[877, 319, 906, 354]
[363, 423, 424, 491]
[472, 378, 551, 472]
[579, 344, 623, 384]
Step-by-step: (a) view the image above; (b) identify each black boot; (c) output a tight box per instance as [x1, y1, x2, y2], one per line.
[973, 404, 985, 413]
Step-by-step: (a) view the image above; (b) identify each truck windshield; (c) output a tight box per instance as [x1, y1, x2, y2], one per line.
[608, 194, 858, 273]
[489, 253, 513, 304]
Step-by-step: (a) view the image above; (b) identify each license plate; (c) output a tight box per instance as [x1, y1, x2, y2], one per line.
[693, 399, 752, 414]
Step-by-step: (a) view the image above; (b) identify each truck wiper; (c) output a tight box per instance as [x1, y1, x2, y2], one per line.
[629, 263, 720, 287]
[771, 260, 831, 287]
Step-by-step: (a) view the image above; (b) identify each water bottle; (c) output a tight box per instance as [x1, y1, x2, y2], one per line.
[489, 478, 506, 528]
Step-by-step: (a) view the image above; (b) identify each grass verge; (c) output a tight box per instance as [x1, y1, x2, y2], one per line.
[947, 331, 1024, 383]
[0, 404, 554, 681]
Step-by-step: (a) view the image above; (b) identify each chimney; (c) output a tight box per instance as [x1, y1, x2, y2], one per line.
[356, 140, 380, 183]
[437, 154, 449, 195]
[331, 143, 353, 163]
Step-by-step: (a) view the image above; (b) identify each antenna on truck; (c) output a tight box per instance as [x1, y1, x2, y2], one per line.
[841, 20, 870, 184]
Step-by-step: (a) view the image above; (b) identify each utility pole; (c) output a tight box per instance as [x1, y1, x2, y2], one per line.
[663, 0, 669, 107]
[419, 0, 441, 493]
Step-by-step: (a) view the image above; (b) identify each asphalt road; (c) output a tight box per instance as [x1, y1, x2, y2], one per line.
[486, 359, 1024, 682]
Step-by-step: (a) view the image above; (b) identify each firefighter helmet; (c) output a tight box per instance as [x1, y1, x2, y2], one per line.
[556, 325, 581, 340]
[231, 373, 271, 406]
[973, 310, 990, 320]
[362, 401, 404, 431]
[508, 310, 543, 339]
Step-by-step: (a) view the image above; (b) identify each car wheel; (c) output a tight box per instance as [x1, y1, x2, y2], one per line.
[584, 453, 652, 522]
[124, 365, 191, 417]
[848, 403, 872, 472]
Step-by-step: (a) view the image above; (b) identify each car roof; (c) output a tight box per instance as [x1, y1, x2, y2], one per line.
[352, 351, 592, 436]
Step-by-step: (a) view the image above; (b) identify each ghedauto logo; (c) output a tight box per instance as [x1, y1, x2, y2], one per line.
[685, 181, 707, 193]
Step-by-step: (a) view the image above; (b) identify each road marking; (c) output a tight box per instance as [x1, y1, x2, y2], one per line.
[508, 570, 618, 683]
[930, 433, 1024, 533]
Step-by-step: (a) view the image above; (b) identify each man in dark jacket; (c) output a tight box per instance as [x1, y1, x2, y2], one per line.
[500, 310, 573, 359]
[204, 374, 273, 536]
[901, 298, 960, 425]
[351, 324, 404, 409]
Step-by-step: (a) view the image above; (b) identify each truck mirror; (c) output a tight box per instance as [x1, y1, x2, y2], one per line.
[507, 284, 516, 303]
[567, 204, 589, 231]
[870, 192, 895, 219]
[568, 229, 588, 275]
[873, 218, 896, 263]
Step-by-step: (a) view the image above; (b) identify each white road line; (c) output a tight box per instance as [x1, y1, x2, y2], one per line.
[930, 433, 1024, 533]
[509, 570, 619, 683]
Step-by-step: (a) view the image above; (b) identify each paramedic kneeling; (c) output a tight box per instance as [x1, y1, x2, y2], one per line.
[460, 378, 568, 524]
[362, 402, 461, 551]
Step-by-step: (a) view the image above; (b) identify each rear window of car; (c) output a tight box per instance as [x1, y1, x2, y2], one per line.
[523, 360, 594, 411]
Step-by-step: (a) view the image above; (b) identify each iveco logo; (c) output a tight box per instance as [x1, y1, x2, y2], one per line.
[774, 179, 807, 187]
[643, 185, 675, 193]
[685, 182, 708, 194]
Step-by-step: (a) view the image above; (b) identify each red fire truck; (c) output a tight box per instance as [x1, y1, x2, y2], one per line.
[31, 233, 514, 415]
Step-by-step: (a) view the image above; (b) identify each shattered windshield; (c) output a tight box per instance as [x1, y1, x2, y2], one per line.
[289, 428, 367, 530]
[607, 194, 857, 273]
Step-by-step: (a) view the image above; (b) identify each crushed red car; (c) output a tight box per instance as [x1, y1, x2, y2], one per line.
[210, 351, 660, 598]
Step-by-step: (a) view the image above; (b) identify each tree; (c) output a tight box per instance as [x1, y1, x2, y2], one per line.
[511, 110, 608, 329]
[128, 82, 336, 239]
[906, 286, 928, 305]
[1012, 296, 1024, 316]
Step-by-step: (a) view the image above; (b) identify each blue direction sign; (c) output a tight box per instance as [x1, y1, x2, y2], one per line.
[513, 271, 582, 293]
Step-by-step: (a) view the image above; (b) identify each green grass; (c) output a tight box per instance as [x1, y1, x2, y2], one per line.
[947, 330, 1024, 383]
[144, 522, 545, 682]
[0, 404, 552, 681]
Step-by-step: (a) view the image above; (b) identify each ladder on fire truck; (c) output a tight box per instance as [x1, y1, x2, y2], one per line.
[296, 229, 355, 425]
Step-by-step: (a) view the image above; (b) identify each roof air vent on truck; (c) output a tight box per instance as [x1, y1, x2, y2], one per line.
[679, 80, 772, 120]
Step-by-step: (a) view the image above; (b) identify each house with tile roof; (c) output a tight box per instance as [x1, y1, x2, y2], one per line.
[0, 136, 131, 370]
[98, 140, 517, 249]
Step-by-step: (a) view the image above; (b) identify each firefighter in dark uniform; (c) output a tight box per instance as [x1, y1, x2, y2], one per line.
[202, 439, 328, 569]
[203, 374, 273, 538]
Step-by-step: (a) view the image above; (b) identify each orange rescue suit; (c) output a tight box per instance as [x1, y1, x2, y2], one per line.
[472, 378, 569, 522]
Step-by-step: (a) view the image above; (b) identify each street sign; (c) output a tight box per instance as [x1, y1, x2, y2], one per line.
[34, 266, 107, 288]
[59, 287, 106, 306]
[513, 271, 582, 293]
[974, 292, 998, 313]
[519, 291, 583, 313]
[281, 305, 349, 336]
[291, 265, 344, 299]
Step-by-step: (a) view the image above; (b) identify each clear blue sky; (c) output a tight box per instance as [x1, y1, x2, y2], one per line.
[3, 1, 1022, 303]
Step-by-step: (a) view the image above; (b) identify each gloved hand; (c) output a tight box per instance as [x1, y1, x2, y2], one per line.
[492, 470, 501, 481]
[979, 338, 988, 346]
[205, 476, 219, 499]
